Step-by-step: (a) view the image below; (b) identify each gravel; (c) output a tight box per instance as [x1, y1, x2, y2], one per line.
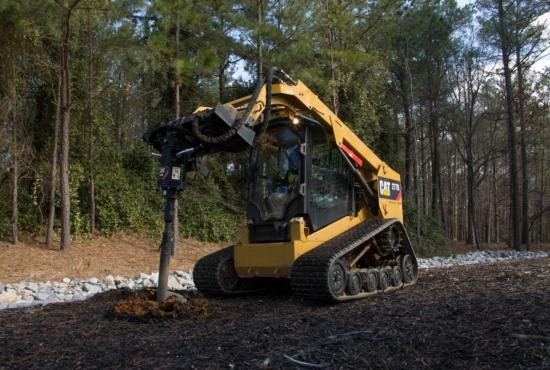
[417, 249, 550, 269]
[0, 270, 196, 309]
[0, 249, 548, 310]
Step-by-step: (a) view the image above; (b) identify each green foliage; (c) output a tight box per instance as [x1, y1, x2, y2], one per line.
[403, 200, 448, 257]
[94, 148, 163, 236]
[17, 191, 42, 236]
[178, 179, 242, 242]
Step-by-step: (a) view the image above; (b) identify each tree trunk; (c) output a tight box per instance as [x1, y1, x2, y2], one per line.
[172, 13, 181, 256]
[497, 0, 521, 250]
[59, 1, 81, 251]
[256, 0, 263, 81]
[46, 75, 62, 248]
[420, 120, 427, 214]
[429, 99, 446, 233]
[398, 69, 413, 195]
[515, 45, 529, 249]
[88, 14, 96, 236]
[538, 134, 546, 244]
[9, 62, 18, 245]
[466, 159, 479, 248]
[218, 63, 225, 102]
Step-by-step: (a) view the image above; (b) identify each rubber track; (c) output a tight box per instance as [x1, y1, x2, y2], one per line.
[193, 246, 262, 296]
[193, 246, 235, 295]
[290, 218, 413, 301]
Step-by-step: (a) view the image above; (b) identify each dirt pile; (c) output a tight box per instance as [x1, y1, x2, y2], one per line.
[110, 290, 209, 320]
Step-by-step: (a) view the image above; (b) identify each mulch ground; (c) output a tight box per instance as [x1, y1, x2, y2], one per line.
[0, 258, 549, 369]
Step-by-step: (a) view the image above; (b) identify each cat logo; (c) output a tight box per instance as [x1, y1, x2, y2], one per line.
[378, 177, 402, 201]
[379, 180, 391, 197]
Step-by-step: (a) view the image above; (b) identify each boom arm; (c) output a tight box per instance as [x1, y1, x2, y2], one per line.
[228, 80, 385, 171]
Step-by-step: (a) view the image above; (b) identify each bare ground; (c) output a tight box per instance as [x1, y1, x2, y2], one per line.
[0, 258, 548, 369]
[0, 234, 222, 283]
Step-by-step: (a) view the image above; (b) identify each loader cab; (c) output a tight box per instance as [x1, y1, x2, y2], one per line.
[247, 117, 355, 243]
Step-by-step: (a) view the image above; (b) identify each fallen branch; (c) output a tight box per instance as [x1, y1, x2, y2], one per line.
[283, 355, 324, 369]
[511, 333, 550, 341]
[328, 330, 375, 340]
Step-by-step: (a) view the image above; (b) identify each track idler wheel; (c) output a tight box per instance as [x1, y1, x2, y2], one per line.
[327, 259, 347, 297]
[401, 254, 418, 284]
[346, 271, 362, 296]
[193, 247, 260, 295]
[218, 258, 239, 291]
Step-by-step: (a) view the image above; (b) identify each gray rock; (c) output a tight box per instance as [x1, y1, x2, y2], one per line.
[177, 277, 194, 287]
[104, 275, 115, 287]
[24, 282, 38, 293]
[8, 287, 21, 295]
[166, 292, 187, 304]
[150, 272, 159, 284]
[88, 277, 100, 285]
[0, 303, 7, 310]
[0, 290, 20, 305]
[16, 300, 34, 308]
[83, 283, 103, 294]
[21, 290, 34, 300]
[114, 276, 126, 288]
[33, 292, 52, 301]
[0, 283, 5, 292]
[168, 276, 183, 291]
[119, 280, 135, 290]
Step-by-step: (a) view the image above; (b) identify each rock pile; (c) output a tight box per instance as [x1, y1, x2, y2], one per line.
[0, 270, 196, 310]
[417, 250, 550, 269]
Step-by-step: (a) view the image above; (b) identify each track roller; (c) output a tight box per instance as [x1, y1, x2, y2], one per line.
[392, 265, 403, 286]
[346, 271, 362, 296]
[378, 267, 391, 291]
[363, 269, 378, 292]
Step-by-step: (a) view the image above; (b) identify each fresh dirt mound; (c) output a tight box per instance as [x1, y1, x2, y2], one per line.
[0, 258, 549, 369]
[110, 290, 209, 320]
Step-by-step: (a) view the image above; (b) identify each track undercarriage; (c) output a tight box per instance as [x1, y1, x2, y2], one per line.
[193, 219, 419, 302]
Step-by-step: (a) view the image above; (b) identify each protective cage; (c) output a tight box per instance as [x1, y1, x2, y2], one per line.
[247, 120, 355, 243]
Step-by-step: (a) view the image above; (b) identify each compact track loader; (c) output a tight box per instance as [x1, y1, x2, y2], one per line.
[143, 69, 418, 302]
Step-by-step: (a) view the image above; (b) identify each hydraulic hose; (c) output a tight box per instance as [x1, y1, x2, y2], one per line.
[191, 72, 265, 144]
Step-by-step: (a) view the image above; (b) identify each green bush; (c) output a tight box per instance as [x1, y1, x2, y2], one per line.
[178, 176, 243, 242]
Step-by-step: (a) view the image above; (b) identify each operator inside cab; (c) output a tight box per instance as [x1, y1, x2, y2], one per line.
[251, 126, 301, 221]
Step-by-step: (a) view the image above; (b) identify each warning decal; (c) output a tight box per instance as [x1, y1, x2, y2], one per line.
[378, 177, 402, 201]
